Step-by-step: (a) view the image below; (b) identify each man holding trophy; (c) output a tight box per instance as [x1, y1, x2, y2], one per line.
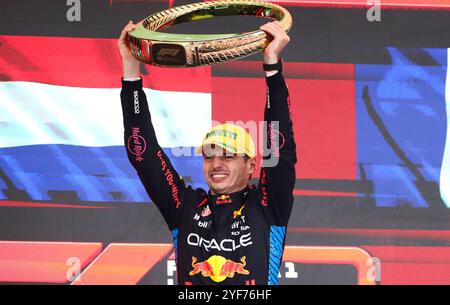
[118, 1, 296, 285]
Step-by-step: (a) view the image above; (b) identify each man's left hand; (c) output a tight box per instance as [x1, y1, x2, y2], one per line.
[260, 21, 290, 64]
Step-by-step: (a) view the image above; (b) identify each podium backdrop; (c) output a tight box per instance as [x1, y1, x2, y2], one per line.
[0, 0, 449, 284]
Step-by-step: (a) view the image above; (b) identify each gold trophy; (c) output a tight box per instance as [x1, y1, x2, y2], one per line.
[128, 0, 292, 67]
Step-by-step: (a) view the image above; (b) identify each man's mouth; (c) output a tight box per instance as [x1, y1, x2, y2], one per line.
[209, 172, 229, 183]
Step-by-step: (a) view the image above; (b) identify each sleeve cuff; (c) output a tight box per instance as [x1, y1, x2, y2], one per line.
[121, 77, 143, 90]
[265, 70, 279, 77]
[123, 77, 141, 81]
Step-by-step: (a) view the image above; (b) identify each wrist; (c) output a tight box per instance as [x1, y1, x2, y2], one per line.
[263, 53, 279, 65]
[122, 59, 140, 79]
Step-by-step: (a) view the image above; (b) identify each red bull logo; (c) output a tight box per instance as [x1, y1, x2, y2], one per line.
[189, 255, 250, 282]
[216, 194, 231, 205]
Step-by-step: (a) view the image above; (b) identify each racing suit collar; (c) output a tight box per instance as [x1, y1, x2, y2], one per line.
[208, 186, 251, 206]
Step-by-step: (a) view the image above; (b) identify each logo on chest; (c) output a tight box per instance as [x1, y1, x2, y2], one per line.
[201, 205, 211, 217]
[187, 233, 252, 252]
[193, 205, 212, 229]
[189, 255, 250, 283]
[231, 205, 250, 236]
[233, 205, 245, 219]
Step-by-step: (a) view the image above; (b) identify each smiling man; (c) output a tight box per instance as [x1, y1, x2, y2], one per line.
[119, 20, 296, 285]
[201, 123, 257, 195]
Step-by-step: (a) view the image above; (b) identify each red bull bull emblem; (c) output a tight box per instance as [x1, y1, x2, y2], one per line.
[189, 255, 250, 282]
[216, 194, 231, 205]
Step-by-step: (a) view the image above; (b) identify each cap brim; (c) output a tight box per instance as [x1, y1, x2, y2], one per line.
[197, 142, 253, 158]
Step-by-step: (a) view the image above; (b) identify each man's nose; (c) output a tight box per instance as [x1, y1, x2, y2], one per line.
[211, 156, 224, 169]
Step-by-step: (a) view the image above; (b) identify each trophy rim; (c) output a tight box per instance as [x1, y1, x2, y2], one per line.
[127, 0, 293, 67]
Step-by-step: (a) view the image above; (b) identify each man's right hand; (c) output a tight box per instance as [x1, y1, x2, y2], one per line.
[118, 21, 140, 79]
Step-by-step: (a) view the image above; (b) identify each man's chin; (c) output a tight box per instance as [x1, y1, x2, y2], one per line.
[208, 183, 230, 195]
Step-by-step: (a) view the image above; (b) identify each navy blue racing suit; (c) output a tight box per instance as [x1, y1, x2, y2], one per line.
[120, 72, 296, 285]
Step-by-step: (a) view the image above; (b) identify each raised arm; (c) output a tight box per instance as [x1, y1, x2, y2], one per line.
[118, 21, 191, 230]
[258, 21, 297, 226]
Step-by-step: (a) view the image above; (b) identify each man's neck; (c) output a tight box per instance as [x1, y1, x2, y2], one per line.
[210, 185, 249, 196]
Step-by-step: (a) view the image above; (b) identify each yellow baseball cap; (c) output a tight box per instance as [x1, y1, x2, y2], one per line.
[197, 123, 256, 158]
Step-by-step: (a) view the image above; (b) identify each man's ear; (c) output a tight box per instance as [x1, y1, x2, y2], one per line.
[246, 157, 256, 181]
[248, 157, 256, 174]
